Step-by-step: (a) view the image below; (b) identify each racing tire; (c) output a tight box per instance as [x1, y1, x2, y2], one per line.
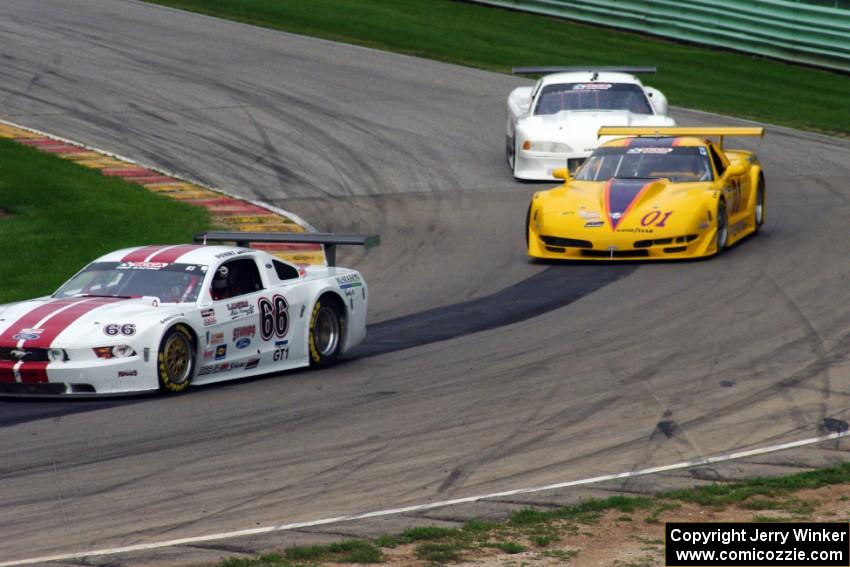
[753, 177, 765, 234]
[715, 199, 729, 255]
[157, 324, 195, 393]
[506, 134, 516, 173]
[309, 299, 343, 369]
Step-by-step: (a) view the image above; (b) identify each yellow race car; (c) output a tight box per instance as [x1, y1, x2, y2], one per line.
[526, 127, 765, 260]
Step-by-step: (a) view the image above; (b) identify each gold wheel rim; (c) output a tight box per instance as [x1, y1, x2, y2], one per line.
[164, 334, 191, 384]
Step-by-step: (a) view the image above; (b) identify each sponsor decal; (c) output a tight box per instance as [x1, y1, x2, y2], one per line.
[201, 308, 216, 326]
[214, 344, 227, 360]
[236, 337, 251, 349]
[245, 357, 260, 370]
[118, 370, 138, 378]
[611, 212, 622, 220]
[730, 220, 747, 236]
[699, 146, 708, 156]
[578, 210, 602, 221]
[335, 274, 362, 290]
[118, 261, 169, 270]
[227, 300, 255, 320]
[617, 227, 654, 233]
[572, 83, 612, 90]
[232, 325, 256, 342]
[198, 360, 247, 376]
[104, 323, 136, 336]
[208, 332, 225, 346]
[214, 249, 251, 259]
[12, 328, 44, 341]
[275, 339, 289, 347]
[584, 221, 604, 228]
[626, 147, 673, 154]
[203, 346, 216, 360]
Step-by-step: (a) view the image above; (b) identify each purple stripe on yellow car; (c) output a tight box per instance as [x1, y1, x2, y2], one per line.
[603, 178, 655, 230]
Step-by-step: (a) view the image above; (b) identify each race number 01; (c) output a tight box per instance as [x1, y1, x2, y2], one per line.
[641, 210, 673, 227]
[259, 295, 288, 341]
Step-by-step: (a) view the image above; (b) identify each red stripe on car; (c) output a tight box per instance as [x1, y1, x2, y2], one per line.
[120, 245, 172, 262]
[0, 362, 14, 383]
[19, 362, 49, 383]
[26, 297, 126, 348]
[0, 298, 89, 345]
[147, 244, 203, 263]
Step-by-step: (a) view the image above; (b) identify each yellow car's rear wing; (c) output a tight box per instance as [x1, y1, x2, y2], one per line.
[598, 127, 765, 148]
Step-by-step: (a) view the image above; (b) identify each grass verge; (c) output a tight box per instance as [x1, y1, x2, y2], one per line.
[208, 462, 850, 565]
[0, 138, 209, 303]
[142, 0, 850, 136]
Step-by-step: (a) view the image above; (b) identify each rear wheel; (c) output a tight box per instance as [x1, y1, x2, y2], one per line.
[753, 178, 765, 233]
[715, 200, 729, 255]
[309, 299, 343, 368]
[158, 324, 195, 393]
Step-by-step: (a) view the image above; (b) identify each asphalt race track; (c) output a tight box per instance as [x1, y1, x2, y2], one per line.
[2, 1, 850, 564]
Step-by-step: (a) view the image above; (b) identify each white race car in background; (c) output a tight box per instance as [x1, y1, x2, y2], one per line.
[0, 232, 378, 396]
[506, 66, 676, 180]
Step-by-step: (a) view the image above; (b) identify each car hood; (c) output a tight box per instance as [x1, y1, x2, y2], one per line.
[538, 178, 714, 232]
[519, 111, 675, 152]
[0, 296, 184, 348]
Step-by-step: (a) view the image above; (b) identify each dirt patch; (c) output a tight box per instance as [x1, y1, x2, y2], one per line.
[0, 208, 12, 219]
[322, 483, 850, 567]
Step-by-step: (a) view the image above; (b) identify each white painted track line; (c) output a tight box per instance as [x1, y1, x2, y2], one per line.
[1, 430, 845, 566]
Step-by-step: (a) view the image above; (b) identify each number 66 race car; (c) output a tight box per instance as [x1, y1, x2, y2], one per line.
[0, 232, 378, 396]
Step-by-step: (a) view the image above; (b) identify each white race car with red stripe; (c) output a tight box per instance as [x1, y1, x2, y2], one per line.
[0, 235, 374, 396]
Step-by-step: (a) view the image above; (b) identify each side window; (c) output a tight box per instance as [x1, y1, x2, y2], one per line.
[708, 145, 727, 177]
[210, 258, 264, 301]
[273, 260, 299, 281]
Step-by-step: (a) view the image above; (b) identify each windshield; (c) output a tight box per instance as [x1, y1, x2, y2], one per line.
[534, 83, 653, 115]
[54, 261, 208, 303]
[575, 146, 714, 183]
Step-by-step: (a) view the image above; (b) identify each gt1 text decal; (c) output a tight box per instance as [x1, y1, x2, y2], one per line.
[258, 295, 288, 341]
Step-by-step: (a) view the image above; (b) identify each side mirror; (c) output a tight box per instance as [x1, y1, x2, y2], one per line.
[723, 162, 747, 178]
[552, 167, 571, 182]
[644, 87, 669, 116]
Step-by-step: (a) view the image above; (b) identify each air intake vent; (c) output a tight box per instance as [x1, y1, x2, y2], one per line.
[581, 249, 649, 258]
[540, 236, 593, 249]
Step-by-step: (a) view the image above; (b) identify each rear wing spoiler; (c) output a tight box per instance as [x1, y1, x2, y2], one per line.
[598, 126, 765, 148]
[194, 231, 380, 267]
[513, 66, 656, 75]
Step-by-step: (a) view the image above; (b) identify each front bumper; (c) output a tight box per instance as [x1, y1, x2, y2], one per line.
[514, 149, 588, 181]
[527, 228, 718, 260]
[0, 355, 158, 396]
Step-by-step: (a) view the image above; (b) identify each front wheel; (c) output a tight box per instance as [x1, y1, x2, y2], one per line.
[309, 300, 343, 368]
[715, 199, 729, 255]
[158, 324, 195, 393]
[506, 134, 516, 172]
